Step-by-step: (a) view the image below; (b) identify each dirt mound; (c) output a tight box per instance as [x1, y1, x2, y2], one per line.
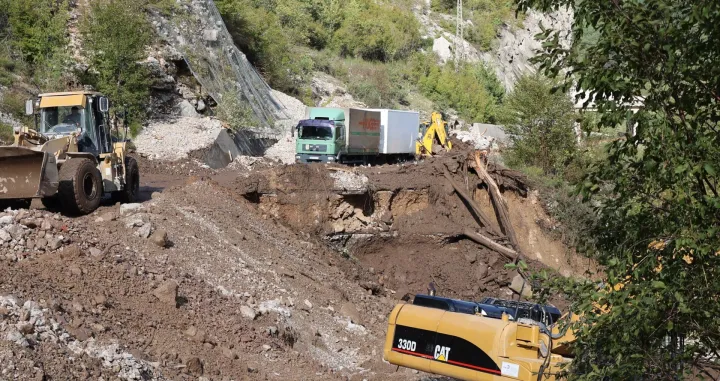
[0, 146, 593, 380]
[232, 153, 593, 306]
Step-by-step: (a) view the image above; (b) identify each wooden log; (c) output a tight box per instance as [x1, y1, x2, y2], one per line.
[443, 169, 499, 235]
[471, 151, 521, 252]
[463, 229, 518, 262]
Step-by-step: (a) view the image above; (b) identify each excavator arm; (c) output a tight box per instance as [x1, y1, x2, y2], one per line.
[417, 112, 452, 156]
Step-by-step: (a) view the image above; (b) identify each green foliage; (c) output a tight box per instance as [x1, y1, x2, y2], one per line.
[2, 0, 71, 91]
[5, 0, 68, 65]
[499, 74, 577, 175]
[214, 0, 313, 95]
[518, 0, 720, 378]
[215, 0, 422, 96]
[331, 1, 422, 61]
[411, 57, 503, 122]
[216, 91, 259, 130]
[432, 0, 521, 51]
[0, 122, 12, 144]
[81, 0, 153, 132]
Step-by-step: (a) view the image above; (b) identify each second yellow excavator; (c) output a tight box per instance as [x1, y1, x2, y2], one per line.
[416, 111, 452, 156]
[383, 294, 576, 380]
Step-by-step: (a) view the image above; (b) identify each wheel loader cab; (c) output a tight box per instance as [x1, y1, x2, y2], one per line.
[37, 92, 113, 156]
[0, 91, 137, 215]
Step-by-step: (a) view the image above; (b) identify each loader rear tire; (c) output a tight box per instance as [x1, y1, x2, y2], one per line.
[58, 158, 102, 215]
[112, 157, 140, 203]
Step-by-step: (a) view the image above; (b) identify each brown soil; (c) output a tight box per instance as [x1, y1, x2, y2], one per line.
[0, 146, 592, 380]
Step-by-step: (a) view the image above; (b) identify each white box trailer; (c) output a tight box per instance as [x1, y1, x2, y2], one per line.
[368, 109, 420, 154]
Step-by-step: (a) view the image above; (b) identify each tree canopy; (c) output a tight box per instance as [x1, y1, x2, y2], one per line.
[518, 0, 720, 378]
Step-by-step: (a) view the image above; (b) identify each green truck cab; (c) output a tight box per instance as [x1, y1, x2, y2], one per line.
[295, 107, 419, 164]
[295, 108, 346, 163]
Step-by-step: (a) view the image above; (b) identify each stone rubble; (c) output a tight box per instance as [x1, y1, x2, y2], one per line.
[0, 209, 69, 261]
[133, 116, 223, 161]
[0, 296, 164, 380]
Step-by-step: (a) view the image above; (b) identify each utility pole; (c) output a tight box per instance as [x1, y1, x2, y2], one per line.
[455, 0, 464, 71]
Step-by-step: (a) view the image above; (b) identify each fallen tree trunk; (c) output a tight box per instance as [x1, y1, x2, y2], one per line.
[471, 152, 521, 252]
[463, 229, 518, 262]
[443, 169, 499, 235]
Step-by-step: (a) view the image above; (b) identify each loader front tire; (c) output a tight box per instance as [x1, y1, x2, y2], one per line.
[58, 158, 102, 215]
[112, 157, 140, 203]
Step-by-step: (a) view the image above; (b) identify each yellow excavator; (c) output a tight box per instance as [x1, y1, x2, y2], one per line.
[384, 294, 576, 380]
[416, 111, 452, 156]
[0, 91, 139, 214]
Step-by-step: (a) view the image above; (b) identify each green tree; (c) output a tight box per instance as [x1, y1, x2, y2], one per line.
[81, 0, 152, 135]
[4, 0, 70, 90]
[518, 0, 720, 378]
[414, 59, 504, 122]
[499, 74, 577, 175]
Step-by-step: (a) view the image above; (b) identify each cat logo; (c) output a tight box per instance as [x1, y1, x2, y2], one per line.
[434, 345, 451, 362]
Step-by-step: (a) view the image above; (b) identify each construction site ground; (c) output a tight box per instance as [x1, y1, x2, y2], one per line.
[0, 144, 598, 380]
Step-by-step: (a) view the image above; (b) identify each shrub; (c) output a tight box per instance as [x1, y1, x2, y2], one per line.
[216, 91, 259, 130]
[331, 1, 422, 62]
[0, 122, 13, 144]
[6, 0, 69, 65]
[498, 74, 577, 176]
[412, 58, 504, 122]
[81, 0, 153, 131]
[215, 0, 312, 96]
[432, 0, 521, 51]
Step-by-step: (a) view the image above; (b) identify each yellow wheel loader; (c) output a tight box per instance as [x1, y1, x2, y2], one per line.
[416, 111, 453, 156]
[384, 294, 576, 380]
[0, 91, 139, 215]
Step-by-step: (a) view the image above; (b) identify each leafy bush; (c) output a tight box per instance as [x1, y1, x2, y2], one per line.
[412, 57, 504, 122]
[6, 0, 68, 65]
[81, 0, 153, 133]
[432, 0, 521, 51]
[216, 91, 259, 130]
[215, 0, 313, 96]
[0, 122, 12, 144]
[521, 0, 720, 377]
[498, 74, 577, 176]
[331, 1, 423, 61]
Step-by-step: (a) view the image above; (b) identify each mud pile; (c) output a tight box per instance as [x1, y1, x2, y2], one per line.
[234, 153, 593, 303]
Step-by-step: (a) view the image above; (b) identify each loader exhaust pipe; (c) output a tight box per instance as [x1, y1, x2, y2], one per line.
[0, 147, 59, 199]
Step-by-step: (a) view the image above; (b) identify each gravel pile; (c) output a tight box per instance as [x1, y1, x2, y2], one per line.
[452, 130, 496, 150]
[263, 132, 296, 164]
[133, 116, 223, 161]
[0, 209, 70, 260]
[0, 296, 164, 380]
[265, 90, 305, 164]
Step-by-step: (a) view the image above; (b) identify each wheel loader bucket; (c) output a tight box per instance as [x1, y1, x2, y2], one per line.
[0, 147, 59, 199]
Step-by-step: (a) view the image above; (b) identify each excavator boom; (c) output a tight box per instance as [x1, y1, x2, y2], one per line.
[417, 111, 452, 155]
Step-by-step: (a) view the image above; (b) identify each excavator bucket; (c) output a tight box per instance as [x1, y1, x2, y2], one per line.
[0, 147, 59, 199]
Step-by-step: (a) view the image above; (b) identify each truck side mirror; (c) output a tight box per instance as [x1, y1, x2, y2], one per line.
[25, 100, 34, 115]
[98, 97, 110, 113]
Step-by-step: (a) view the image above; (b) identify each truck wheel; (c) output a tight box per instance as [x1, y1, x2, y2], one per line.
[112, 157, 140, 203]
[58, 158, 102, 215]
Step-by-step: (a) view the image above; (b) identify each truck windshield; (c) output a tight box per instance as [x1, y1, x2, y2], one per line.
[299, 125, 333, 140]
[40, 106, 85, 135]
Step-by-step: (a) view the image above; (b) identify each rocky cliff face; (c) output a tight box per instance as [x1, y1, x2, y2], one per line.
[416, 2, 572, 92]
[482, 8, 573, 91]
